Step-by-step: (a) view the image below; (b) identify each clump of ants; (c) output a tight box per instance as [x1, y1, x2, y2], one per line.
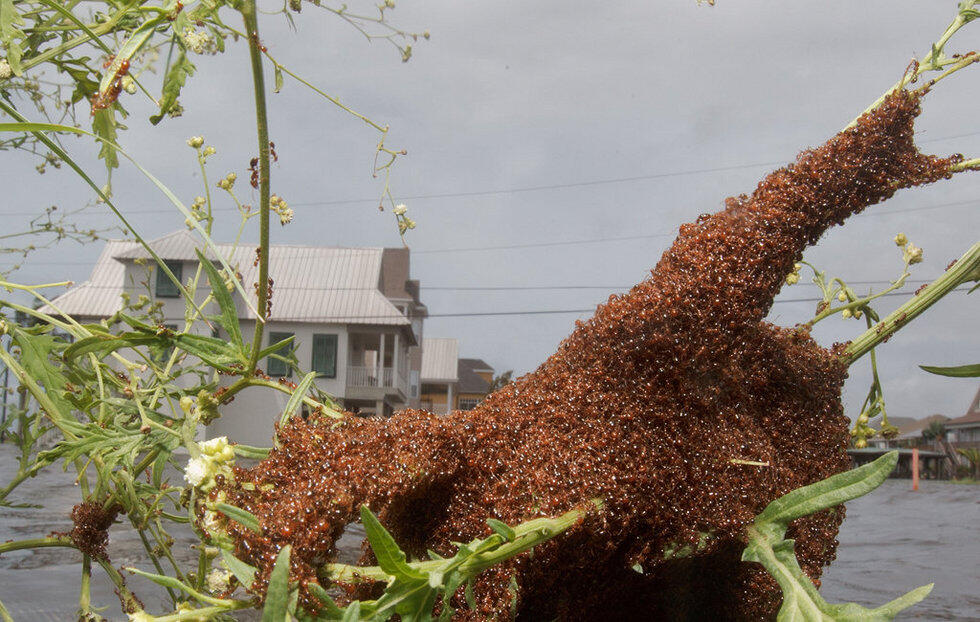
[210, 90, 965, 620]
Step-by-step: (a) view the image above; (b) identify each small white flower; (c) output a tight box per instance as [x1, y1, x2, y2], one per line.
[279, 207, 294, 225]
[184, 456, 209, 487]
[200, 436, 228, 455]
[206, 568, 233, 593]
[393, 203, 407, 215]
[0, 59, 13, 79]
[182, 28, 215, 55]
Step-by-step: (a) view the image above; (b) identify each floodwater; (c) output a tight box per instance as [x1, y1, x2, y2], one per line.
[1, 443, 977, 620]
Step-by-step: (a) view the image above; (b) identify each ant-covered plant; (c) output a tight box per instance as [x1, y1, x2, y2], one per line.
[0, 1, 978, 621]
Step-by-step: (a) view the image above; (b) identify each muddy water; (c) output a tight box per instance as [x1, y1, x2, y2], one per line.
[0, 443, 976, 620]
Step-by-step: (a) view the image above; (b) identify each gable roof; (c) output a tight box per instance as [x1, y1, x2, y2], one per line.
[458, 358, 493, 394]
[420, 338, 458, 383]
[946, 384, 980, 428]
[41, 239, 138, 318]
[43, 232, 410, 326]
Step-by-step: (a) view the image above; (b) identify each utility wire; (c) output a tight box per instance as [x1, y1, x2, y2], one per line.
[3, 127, 978, 218]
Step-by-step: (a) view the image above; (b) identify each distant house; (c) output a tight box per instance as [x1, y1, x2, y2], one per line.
[419, 337, 495, 414]
[868, 414, 950, 449]
[42, 230, 428, 445]
[945, 384, 980, 449]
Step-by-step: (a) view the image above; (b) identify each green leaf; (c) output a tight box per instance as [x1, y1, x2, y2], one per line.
[755, 452, 898, 527]
[307, 581, 345, 617]
[280, 371, 317, 428]
[92, 107, 119, 172]
[360, 505, 426, 582]
[97, 17, 159, 95]
[262, 545, 292, 622]
[256, 335, 296, 361]
[221, 549, 257, 590]
[150, 52, 195, 124]
[743, 452, 932, 621]
[919, 363, 980, 378]
[340, 601, 361, 622]
[196, 249, 244, 350]
[486, 518, 516, 542]
[233, 444, 271, 460]
[215, 503, 263, 534]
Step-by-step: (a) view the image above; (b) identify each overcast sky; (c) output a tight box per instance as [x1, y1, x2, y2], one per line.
[3, 0, 978, 423]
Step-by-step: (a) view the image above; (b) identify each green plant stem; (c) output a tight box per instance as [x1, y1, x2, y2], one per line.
[79, 554, 93, 617]
[841, 240, 980, 365]
[240, 0, 272, 376]
[0, 535, 74, 554]
[220, 376, 342, 417]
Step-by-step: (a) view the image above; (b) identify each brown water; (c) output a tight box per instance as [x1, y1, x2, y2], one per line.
[0, 443, 976, 620]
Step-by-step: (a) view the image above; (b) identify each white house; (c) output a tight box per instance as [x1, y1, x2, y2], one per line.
[43, 230, 427, 446]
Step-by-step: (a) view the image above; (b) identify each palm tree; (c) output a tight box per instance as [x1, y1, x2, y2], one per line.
[956, 447, 980, 480]
[921, 419, 947, 442]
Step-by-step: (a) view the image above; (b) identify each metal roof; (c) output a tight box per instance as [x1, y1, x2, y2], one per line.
[420, 338, 459, 382]
[43, 232, 410, 326]
[40, 240, 137, 317]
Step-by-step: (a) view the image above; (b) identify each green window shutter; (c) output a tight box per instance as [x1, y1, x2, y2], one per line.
[155, 260, 183, 298]
[312, 334, 337, 378]
[266, 331, 294, 377]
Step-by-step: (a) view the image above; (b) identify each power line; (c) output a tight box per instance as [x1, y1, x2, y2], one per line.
[267, 287, 971, 320]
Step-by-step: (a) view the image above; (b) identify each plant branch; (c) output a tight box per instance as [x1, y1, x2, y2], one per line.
[240, 0, 272, 375]
[841, 240, 980, 365]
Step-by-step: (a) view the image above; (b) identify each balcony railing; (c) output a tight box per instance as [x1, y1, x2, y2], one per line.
[347, 366, 409, 396]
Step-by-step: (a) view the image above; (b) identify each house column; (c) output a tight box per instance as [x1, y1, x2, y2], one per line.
[393, 332, 400, 385]
[378, 332, 387, 386]
[447, 382, 454, 414]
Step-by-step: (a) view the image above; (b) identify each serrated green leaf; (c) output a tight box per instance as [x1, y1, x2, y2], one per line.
[919, 363, 980, 378]
[150, 52, 195, 124]
[221, 549, 257, 590]
[744, 452, 931, 621]
[215, 503, 263, 534]
[262, 545, 292, 622]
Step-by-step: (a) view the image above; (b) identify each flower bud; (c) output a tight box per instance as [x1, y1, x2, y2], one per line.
[187, 136, 204, 149]
[894, 232, 908, 246]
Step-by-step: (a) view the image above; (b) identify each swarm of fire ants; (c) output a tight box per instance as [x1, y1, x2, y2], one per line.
[206, 91, 963, 620]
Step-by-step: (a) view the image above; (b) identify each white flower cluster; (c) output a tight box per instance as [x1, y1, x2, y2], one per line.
[784, 262, 803, 285]
[182, 28, 217, 55]
[183, 436, 235, 490]
[895, 231, 923, 265]
[0, 59, 13, 79]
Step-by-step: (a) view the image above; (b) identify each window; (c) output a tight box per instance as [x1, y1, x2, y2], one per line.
[410, 370, 419, 398]
[311, 333, 338, 378]
[266, 331, 294, 377]
[458, 397, 480, 411]
[155, 260, 183, 298]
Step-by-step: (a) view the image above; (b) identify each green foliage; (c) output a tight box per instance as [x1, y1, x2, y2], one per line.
[919, 363, 980, 377]
[743, 453, 932, 621]
[313, 503, 596, 622]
